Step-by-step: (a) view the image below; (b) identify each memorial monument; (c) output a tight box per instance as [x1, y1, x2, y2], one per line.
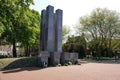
[39, 5, 62, 65]
[39, 5, 78, 66]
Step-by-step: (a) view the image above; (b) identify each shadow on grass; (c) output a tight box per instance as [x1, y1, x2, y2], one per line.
[0, 57, 42, 73]
[1, 67, 43, 73]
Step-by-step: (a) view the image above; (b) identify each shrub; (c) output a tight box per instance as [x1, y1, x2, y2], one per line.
[77, 62, 81, 65]
[68, 61, 72, 65]
[0, 55, 8, 59]
[54, 61, 59, 66]
[57, 64, 61, 67]
[65, 63, 68, 66]
[86, 55, 92, 59]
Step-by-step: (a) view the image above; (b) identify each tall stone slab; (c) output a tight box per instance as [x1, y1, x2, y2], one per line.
[40, 10, 46, 51]
[55, 9, 63, 53]
[46, 5, 55, 52]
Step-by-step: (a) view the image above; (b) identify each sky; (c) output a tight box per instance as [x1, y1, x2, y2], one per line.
[30, 0, 120, 33]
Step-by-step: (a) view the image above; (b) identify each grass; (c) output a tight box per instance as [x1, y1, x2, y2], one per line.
[0, 57, 39, 70]
[0, 58, 19, 69]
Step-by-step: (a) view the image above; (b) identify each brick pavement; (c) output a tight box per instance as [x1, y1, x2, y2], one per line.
[0, 63, 120, 80]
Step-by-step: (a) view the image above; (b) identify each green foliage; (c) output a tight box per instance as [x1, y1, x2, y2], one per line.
[68, 61, 72, 65]
[0, 22, 4, 37]
[62, 34, 86, 58]
[76, 8, 120, 57]
[62, 25, 70, 37]
[0, 55, 8, 59]
[111, 39, 120, 50]
[19, 9, 40, 56]
[0, 0, 40, 57]
[54, 61, 59, 66]
[64, 63, 68, 66]
[62, 25, 70, 43]
[57, 64, 61, 67]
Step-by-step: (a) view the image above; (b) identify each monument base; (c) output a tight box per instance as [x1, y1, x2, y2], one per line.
[38, 51, 50, 67]
[61, 52, 78, 64]
[38, 51, 61, 66]
[38, 51, 78, 67]
[50, 52, 61, 66]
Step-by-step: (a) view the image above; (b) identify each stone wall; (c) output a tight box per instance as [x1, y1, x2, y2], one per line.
[38, 51, 50, 66]
[61, 52, 78, 64]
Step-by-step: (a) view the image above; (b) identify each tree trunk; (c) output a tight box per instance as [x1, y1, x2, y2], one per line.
[28, 46, 30, 56]
[108, 38, 112, 57]
[25, 44, 30, 56]
[13, 39, 17, 57]
[25, 45, 28, 56]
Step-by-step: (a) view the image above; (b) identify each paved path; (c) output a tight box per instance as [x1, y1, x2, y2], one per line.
[0, 63, 120, 80]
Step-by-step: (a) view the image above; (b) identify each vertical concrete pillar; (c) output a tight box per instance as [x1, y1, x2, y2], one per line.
[46, 5, 55, 52]
[40, 10, 46, 51]
[55, 9, 63, 53]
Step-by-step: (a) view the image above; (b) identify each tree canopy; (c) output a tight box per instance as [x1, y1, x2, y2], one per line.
[62, 25, 70, 43]
[76, 8, 120, 57]
[0, 0, 40, 57]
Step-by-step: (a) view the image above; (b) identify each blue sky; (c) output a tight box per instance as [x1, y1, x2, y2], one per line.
[30, 0, 120, 34]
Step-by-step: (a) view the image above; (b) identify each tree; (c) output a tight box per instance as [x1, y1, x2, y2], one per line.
[0, 0, 40, 57]
[62, 25, 70, 37]
[19, 9, 40, 56]
[76, 8, 120, 57]
[62, 25, 70, 43]
[62, 34, 86, 58]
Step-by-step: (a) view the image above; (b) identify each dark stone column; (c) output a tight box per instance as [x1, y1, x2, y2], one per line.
[40, 10, 46, 51]
[55, 9, 63, 53]
[46, 5, 55, 52]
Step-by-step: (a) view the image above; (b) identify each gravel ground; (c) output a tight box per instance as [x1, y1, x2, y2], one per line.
[0, 63, 120, 80]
